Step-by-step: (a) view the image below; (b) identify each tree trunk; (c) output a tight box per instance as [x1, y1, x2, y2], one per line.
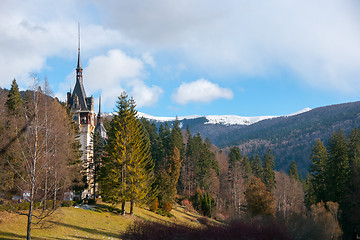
[53, 171, 57, 209]
[121, 201, 126, 215]
[27, 200, 33, 240]
[43, 171, 47, 211]
[130, 200, 134, 215]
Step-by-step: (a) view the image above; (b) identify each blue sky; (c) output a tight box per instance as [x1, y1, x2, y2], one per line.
[1, 0, 360, 117]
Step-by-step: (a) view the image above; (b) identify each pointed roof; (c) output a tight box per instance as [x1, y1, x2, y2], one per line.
[95, 95, 107, 139]
[98, 95, 102, 118]
[70, 23, 88, 111]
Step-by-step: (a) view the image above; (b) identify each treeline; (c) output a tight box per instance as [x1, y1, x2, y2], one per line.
[2, 81, 357, 239]
[305, 128, 360, 239]
[99, 93, 346, 239]
[0, 79, 81, 239]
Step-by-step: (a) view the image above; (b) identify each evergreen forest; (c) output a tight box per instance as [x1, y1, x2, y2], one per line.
[1, 79, 360, 240]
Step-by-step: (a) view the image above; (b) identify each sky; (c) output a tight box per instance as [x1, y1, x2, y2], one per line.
[1, 0, 360, 117]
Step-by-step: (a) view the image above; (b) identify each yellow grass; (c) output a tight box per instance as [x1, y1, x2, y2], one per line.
[0, 202, 208, 239]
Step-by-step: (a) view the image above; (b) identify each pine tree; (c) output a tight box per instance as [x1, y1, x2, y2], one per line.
[309, 139, 328, 203]
[251, 155, 263, 179]
[242, 156, 252, 181]
[326, 129, 350, 204]
[99, 92, 153, 215]
[262, 149, 275, 190]
[155, 146, 182, 208]
[171, 119, 184, 161]
[288, 161, 299, 181]
[342, 128, 360, 237]
[304, 173, 316, 208]
[348, 128, 360, 177]
[6, 79, 22, 115]
[90, 130, 105, 201]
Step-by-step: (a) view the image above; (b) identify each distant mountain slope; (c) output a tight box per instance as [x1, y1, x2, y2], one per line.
[140, 102, 360, 175]
[138, 108, 310, 126]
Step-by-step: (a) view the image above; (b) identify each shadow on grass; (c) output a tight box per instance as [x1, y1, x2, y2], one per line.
[122, 219, 293, 240]
[0, 230, 50, 240]
[141, 211, 169, 223]
[49, 221, 123, 239]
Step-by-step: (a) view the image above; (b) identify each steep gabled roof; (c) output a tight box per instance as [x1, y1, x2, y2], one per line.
[69, 28, 88, 111]
[95, 95, 107, 139]
[71, 74, 87, 110]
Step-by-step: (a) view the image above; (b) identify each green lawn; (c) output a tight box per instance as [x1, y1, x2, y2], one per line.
[0, 203, 206, 239]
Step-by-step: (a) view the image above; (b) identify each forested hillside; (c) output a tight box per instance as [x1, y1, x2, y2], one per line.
[225, 101, 360, 175]
[2, 82, 359, 239]
[145, 101, 360, 175]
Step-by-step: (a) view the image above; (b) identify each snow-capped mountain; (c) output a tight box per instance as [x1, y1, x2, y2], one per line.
[137, 108, 312, 126]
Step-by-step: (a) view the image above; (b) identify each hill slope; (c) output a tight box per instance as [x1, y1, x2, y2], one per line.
[140, 102, 360, 175]
[0, 203, 205, 239]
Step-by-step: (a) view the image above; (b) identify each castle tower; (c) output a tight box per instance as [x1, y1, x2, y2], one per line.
[95, 95, 107, 140]
[67, 25, 95, 199]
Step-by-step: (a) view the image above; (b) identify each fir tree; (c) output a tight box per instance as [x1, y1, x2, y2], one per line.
[251, 155, 263, 179]
[288, 161, 299, 181]
[309, 139, 328, 203]
[242, 156, 252, 181]
[6, 79, 22, 115]
[342, 128, 360, 238]
[326, 129, 350, 204]
[90, 130, 105, 201]
[262, 149, 275, 190]
[99, 92, 153, 215]
[171, 119, 184, 162]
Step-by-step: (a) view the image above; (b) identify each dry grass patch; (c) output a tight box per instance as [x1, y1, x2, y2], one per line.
[0, 202, 213, 239]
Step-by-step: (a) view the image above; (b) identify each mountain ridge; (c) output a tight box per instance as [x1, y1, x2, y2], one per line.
[136, 101, 360, 175]
[137, 107, 312, 126]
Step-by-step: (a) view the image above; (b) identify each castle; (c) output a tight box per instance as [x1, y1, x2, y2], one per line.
[67, 34, 106, 199]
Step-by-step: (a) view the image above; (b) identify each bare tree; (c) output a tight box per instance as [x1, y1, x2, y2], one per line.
[274, 171, 305, 222]
[1, 78, 79, 240]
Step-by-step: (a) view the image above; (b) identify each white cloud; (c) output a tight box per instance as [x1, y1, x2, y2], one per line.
[71, 49, 163, 109]
[129, 79, 163, 107]
[0, 0, 125, 90]
[2, 0, 360, 104]
[173, 78, 233, 105]
[92, 0, 360, 93]
[142, 52, 156, 67]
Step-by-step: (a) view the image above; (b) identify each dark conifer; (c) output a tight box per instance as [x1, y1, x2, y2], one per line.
[309, 139, 328, 203]
[326, 129, 350, 203]
[6, 79, 22, 115]
[262, 149, 275, 190]
[251, 155, 263, 179]
[288, 161, 299, 181]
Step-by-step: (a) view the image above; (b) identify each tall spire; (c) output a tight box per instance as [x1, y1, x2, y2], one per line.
[95, 94, 107, 140]
[77, 22, 82, 71]
[71, 22, 87, 110]
[98, 95, 102, 117]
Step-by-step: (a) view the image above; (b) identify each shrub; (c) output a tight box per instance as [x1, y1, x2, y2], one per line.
[149, 198, 159, 212]
[164, 202, 172, 213]
[62, 200, 75, 207]
[15, 202, 30, 211]
[180, 199, 195, 212]
[156, 209, 174, 218]
[108, 206, 115, 212]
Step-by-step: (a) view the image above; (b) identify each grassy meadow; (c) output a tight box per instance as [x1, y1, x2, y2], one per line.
[0, 202, 206, 239]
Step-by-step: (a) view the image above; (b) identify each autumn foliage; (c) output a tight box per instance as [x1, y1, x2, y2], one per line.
[245, 177, 275, 217]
